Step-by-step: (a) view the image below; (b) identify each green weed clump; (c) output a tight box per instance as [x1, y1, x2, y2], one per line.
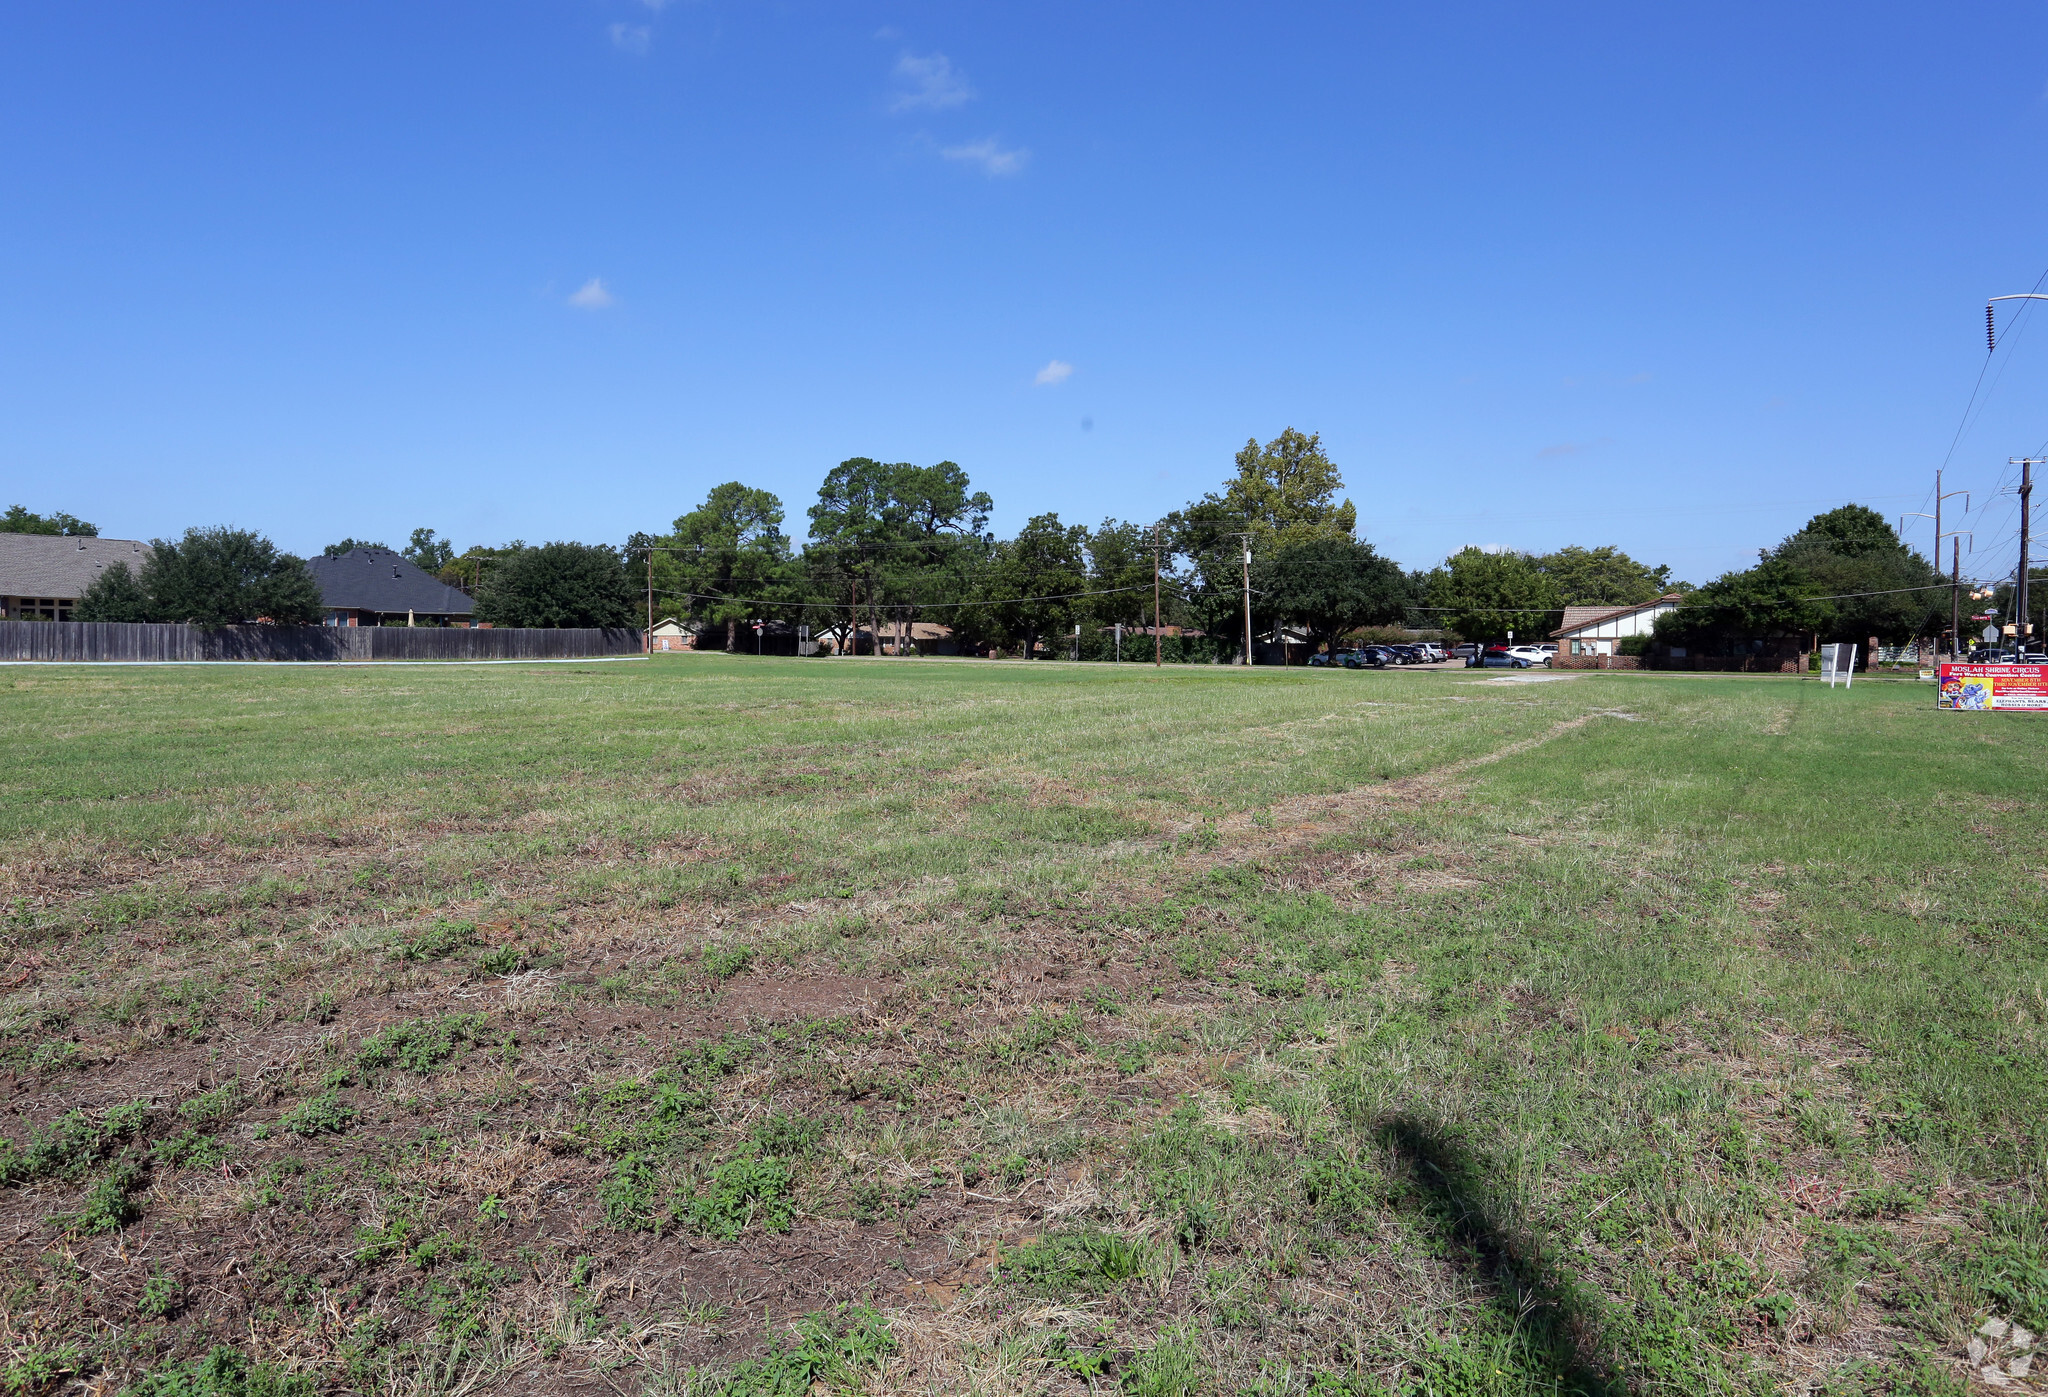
[1121, 1327, 1208, 1397]
[696, 1305, 893, 1397]
[355, 1014, 490, 1074]
[2, 1343, 83, 1395]
[390, 919, 477, 962]
[138, 1267, 185, 1319]
[1, 1098, 152, 1184]
[178, 1080, 242, 1125]
[68, 1156, 146, 1233]
[152, 1129, 230, 1171]
[751, 1113, 823, 1157]
[702, 944, 755, 981]
[1001, 1230, 1151, 1290]
[686, 1153, 796, 1240]
[272, 1092, 356, 1138]
[116, 1344, 315, 1396]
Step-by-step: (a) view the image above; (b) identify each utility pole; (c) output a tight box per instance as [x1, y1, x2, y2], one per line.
[1152, 523, 1163, 668]
[1953, 538, 1962, 653]
[644, 547, 653, 654]
[2014, 458, 2042, 653]
[1239, 536, 1253, 667]
[1933, 470, 1971, 659]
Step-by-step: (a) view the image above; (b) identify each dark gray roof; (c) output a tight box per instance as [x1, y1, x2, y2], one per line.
[305, 548, 475, 616]
[0, 534, 152, 599]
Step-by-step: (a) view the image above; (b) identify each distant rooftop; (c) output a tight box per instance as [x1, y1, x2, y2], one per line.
[304, 548, 475, 616]
[0, 533, 151, 598]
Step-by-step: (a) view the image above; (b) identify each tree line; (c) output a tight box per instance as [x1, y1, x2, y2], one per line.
[17, 444, 1947, 654]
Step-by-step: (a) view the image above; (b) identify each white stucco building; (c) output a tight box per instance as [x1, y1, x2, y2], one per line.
[1550, 593, 1684, 656]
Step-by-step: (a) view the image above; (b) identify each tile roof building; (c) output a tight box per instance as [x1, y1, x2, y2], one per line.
[304, 548, 477, 627]
[0, 533, 152, 621]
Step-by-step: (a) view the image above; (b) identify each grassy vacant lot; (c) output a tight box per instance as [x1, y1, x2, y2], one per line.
[2, 656, 2044, 1397]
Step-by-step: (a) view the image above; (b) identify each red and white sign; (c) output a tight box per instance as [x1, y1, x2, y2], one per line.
[1937, 663, 2048, 712]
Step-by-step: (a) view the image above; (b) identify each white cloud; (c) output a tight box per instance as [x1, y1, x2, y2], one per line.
[1034, 359, 1073, 386]
[1536, 436, 1612, 458]
[609, 22, 650, 53]
[568, 278, 615, 310]
[890, 52, 973, 112]
[942, 137, 1027, 176]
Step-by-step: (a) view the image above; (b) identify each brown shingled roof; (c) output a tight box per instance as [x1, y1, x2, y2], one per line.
[1549, 593, 1684, 639]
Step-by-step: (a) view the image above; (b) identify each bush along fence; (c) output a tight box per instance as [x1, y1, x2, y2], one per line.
[0, 621, 645, 662]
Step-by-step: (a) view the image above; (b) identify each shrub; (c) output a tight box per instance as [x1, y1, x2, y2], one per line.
[473, 542, 637, 629]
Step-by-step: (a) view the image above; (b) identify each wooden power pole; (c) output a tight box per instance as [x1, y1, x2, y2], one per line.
[1153, 523, 1162, 668]
[2012, 458, 2043, 652]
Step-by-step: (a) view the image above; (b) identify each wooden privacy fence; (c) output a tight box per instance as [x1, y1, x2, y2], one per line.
[0, 621, 644, 662]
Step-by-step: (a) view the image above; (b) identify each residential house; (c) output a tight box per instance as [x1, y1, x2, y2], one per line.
[0, 533, 151, 621]
[1550, 594, 1684, 656]
[304, 548, 477, 626]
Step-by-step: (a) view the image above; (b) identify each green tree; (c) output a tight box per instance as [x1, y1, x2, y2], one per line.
[803, 458, 993, 653]
[1168, 429, 1358, 660]
[475, 543, 637, 628]
[1426, 548, 1561, 643]
[74, 561, 155, 622]
[1656, 505, 1945, 653]
[1085, 520, 1163, 631]
[439, 542, 523, 593]
[321, 538, 388, 557]
[879, 461, 994, 651]
[965, 514, 1089, 657]
[1216, 429, 1356, 546]
[1535, 545, 1679, 607]
[403, 528, 456, 572]
[141, 527, 323, 625]
[1258, 536, 1410, 658]
[3, 505, 97, 536]
[654, 483, 794, 650]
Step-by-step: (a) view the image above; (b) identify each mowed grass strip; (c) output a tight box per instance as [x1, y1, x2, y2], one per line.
[0, 658, 2042, 1397]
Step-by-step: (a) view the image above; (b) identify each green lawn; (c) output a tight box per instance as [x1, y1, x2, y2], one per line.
[1, 657, 2042, 1397]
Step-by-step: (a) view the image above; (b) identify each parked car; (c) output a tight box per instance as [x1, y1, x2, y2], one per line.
[1451, 643, 1483, 663]
[1414, 643, 1448, 663]
[1358, 645, 1398, 667]
[1479, 646, 1533, 668]
[1506, 645, 1552, 667]
[1310, 649, 1360, 668]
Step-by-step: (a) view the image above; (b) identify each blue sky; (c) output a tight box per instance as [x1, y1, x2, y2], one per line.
[8, 3, 2048, 584]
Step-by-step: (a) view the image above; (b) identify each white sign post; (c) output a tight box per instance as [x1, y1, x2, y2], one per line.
[1821, 642, 1857, 689]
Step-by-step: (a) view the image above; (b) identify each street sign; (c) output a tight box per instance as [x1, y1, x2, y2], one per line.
[1984, 624, 2002, 644]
